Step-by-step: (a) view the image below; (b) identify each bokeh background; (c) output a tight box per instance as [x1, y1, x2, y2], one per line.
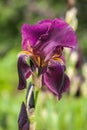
[0, 0, 87, 130]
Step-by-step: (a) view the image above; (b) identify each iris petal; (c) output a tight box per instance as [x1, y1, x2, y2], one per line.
[43, 60, 70, 98]
[33, 18, 77, 60]
[18, 102, 30, 130]
[21, 21, 52, 50]
[61, 74, 70, 94]
[17, 55, 31, 90]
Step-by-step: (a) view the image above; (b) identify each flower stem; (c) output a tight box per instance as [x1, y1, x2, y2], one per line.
[26, 75, 42, 130]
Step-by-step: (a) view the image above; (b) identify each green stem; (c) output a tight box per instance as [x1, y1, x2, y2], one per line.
[26, 75, 42, 130]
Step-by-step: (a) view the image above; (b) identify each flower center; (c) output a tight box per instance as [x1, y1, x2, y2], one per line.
[18, 46, 64, 75]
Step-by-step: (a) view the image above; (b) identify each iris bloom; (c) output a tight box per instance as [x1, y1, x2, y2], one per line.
[17, 18, 77, 98]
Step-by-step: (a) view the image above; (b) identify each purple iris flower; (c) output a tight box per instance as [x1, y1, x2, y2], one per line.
[17, 18, 77, 98]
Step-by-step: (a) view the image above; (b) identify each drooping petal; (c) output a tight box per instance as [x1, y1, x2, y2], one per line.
[33, 18, 77, 60]
[21, 21, 52, 50]
[18, 102, 30, 130]
[43, 60, 70, 98]
[17, 55, 31, 90]
[60, 74, 70, 94]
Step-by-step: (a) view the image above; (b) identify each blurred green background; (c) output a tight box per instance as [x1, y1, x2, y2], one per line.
[0, 0, 87, 130]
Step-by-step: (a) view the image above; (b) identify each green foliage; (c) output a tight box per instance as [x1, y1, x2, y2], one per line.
[0, 49, 19, 92]
[36, 93, 87, 130]
[0, 92, 25, 130]
[1, 92, 87, 130]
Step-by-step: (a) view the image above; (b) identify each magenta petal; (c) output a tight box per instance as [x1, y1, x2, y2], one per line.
[61, 74, 70, 93]
[21, 21, 52, 50]
[38, 19, 52, 24]
[48, 18, 77, 49]
[17, 55, 31, 90]
[33, 18, 77, 60]
[43, 60, 70, 98]
[18, 102, 30, 130]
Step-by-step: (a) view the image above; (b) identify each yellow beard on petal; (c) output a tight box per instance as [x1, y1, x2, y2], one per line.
[18, 50, 43, 67]
[18, 51, 33, 56]
[18, 45, 64, 70]
[52, 54, 65, 65]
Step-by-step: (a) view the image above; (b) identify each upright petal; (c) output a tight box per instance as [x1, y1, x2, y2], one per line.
[18, 102, 30, 130]
[43, 60, 70, 98]
[21, 21, 52, 50]
[17, 55, 31, 90]
[45, 18, 77, 48]
[33, 18, 77, 60]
